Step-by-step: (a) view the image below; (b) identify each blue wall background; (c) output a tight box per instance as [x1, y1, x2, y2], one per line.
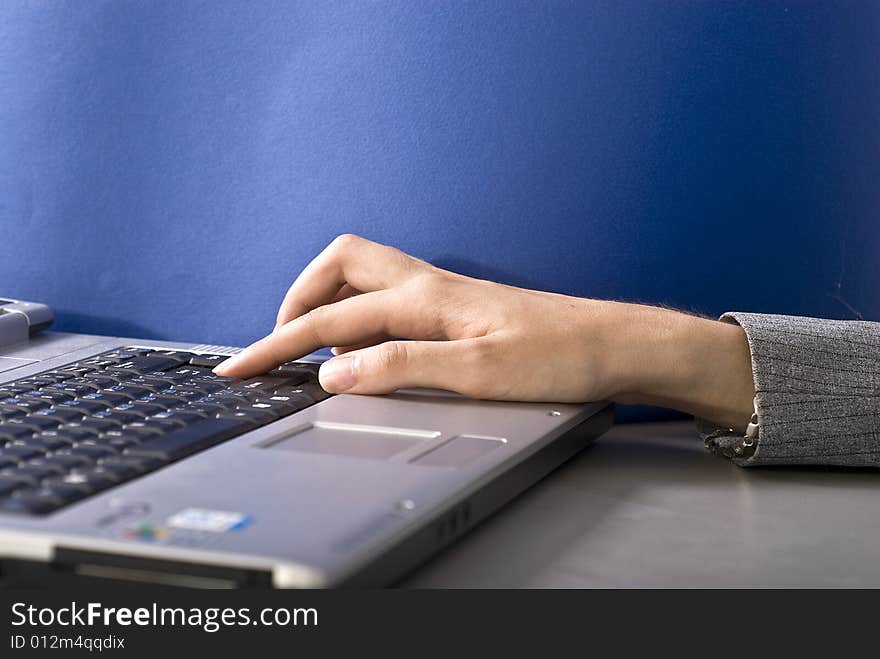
[2, 1, 879, 412]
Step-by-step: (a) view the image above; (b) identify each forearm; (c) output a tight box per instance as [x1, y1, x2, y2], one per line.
[605, 304, 755, 431]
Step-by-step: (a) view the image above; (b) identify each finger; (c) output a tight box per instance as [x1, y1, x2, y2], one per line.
[274, 283, 361, 333]
[318, 338, 493, 396]
[330, 334, 390, 355]
[274, 234, 423, 328]
[330, 283, 362, 304]
[217, 290, 430, 378]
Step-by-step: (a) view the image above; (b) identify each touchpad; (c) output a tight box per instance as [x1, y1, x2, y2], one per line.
[259, 422, 441, 460]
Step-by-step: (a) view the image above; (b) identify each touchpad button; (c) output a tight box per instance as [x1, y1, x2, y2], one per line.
[412, 434, 507, 467]
[260, 422, 440, 460]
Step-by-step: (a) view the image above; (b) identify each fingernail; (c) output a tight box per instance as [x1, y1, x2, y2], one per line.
[213, 353, 242, 374]
[319, 356, 356, 392]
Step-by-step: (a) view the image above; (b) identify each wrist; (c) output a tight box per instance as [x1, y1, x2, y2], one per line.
[605, 304, 755, 430]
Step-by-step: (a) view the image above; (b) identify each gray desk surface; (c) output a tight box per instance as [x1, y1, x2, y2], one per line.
[402, 420, 880, 588]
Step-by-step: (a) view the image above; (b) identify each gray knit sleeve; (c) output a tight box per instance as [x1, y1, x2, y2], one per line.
[699, 312, 880, 467]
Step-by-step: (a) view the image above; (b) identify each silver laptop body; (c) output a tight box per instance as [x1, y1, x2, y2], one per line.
[0, 331, 611, 588]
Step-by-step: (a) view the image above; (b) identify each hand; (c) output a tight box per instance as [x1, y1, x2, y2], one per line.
[216, 234, 755, 429]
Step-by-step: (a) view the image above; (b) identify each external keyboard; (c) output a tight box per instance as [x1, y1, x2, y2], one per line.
[0, 348, 333, 515]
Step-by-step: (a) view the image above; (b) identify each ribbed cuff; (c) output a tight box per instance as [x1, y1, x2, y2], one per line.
[698, 312, 880, 467]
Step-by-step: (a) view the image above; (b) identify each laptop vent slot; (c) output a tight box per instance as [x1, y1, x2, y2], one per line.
[433, 501, 472, 547]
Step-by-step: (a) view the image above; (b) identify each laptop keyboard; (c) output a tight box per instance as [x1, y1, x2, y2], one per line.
[0, 348, 333, 515]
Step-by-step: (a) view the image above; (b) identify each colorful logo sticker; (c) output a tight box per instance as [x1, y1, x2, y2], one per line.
[122, 524, 171, 542]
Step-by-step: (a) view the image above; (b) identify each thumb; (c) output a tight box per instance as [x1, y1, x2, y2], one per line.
[318, 339, 489, 396]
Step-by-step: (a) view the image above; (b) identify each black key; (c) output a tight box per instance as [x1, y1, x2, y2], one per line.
[276, 361, 321, 375]
[13, 487, 65, 505]
[0, 405, 25, 421]
[175, 381, 219, 396]
[0, 384, 39, 396]
[172, 403, 224, 417]
[53, 384, 101, 397]
[77, 358, 117, 369]
[80, 392, 131, 407]
[2, 463, 60, 485]
[181, 379, 225, 393]
[148, 350, 196, 364]
[96, 350, 141, 363]
[103, 385, 153, 400]
[158, 387, 202, 402]
[0, 397, 50, 414]
[268, 365, 316, 385]
[189, 354, 230, 368]
[125, 417, 251, 461]
[256, 393, 313, 414]
[0, 478, 23, 497]
[0, 493, 60, 514]
[121, 377, 168, 393]
[18, 432, 75, 451]
[40, 370, 75, 382]
[54, 400, 108, 416]
[0, 424, 36, 443]
[43, 427, 102, 443]
[96, 436, 141, 451]
[58, 445, 119, 460]
[33, 408, 85, 424]
[21, 458, 67, 476]
[69, 466, 129, 486]
[102, 426, 163, 442]
[39, 482, 90, 504]
[237, 375, 294, 393]
[43, 474, 104, 495]
[213, 388, 259, 404]
[144, 371, 190, 383]
[112, 356, 183, 373]
[193, 372, 235, 384]
[91, 409, 143, 426]
[24, 390, 77, 405]
[81, 374, 124, 388]
[150, 410, 204, 426]
[133, 395, 182, 410]
[122, 347, 154, 356]
[236, 401, 288, 420]
[66, 417, 124, 433]
[8, 435, 71, 452]
[195, 396, 240, 412]
[112, 402, 163, 418]
[0, 445, 46, 462]
[96, 370, 138, 383]
[125, 419, 181, 434]
[0, 472, 38, 489]
[0, 456, 22, 470]
[6, 415, 63, 432]
[17, 377, 62, 388]
[89, 463, 140, 481]
[30, 454, 93, 471]
[99, 454, 163, 473]
[56, 366, 97, 377]
[169, 367, 214, 379]
[218, 409, 275, 424]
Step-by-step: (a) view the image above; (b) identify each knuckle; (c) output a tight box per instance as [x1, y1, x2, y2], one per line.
[330, 233, 361, 252]
[409, 271, 445, 298]
[459, 340, 506, 398]
[374, 341, 408, 371]
[300, 306, 328, 345]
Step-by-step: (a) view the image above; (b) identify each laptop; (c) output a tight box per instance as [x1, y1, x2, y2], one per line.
[0, 297, 612, 588]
